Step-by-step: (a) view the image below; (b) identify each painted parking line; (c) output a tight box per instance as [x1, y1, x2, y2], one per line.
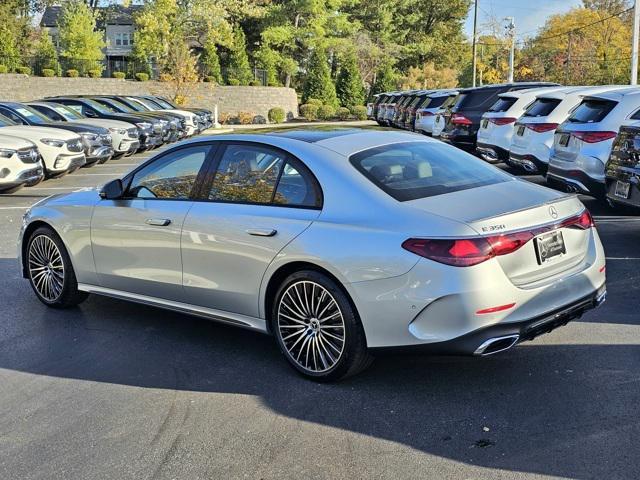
[606, 257, 640, 260]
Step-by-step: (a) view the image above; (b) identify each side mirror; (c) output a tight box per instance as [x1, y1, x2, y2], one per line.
[85, 110, 97, 118]
[100, 179, 124, 200]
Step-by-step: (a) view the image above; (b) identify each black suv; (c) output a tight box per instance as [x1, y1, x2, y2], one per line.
[439, 82, 560, 152]
[605, 125, 640, 211]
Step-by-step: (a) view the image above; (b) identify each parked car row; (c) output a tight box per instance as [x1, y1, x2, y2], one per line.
[0, 95, 213, 193]
[370, 83, 640, 211]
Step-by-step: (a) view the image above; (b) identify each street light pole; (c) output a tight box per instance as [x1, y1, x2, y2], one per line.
[505, 17, 515, 83]
[632, 0, 640, 85]
[472, 1, 479, 87]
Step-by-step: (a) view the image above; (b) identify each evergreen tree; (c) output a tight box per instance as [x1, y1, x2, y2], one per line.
[335, 53, 365, 107]
[202, 40, 223, 84]
[227, 27, 252, 85]
[370, 63, 398, 98]
[0, 3, 21, 69]
[255, 45, 279, 86]
[302, 47, 337, 106]
[57, 0, 105, 73]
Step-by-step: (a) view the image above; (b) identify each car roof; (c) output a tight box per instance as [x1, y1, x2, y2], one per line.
[582, 86, 640, 102]
[459, 82, 559, 93]
[535, 85, 637, 101]
[497, 86, 567, 99]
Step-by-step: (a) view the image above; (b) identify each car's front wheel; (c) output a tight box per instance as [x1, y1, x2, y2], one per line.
[272, 270, 373, 381]
[26, 226, 88, 308]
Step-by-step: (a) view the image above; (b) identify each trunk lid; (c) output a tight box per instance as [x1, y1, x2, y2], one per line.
[407, 180, 590, 286]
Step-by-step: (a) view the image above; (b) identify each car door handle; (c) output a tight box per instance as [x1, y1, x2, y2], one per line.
[246, 228, 277, 237]
[146, 218, 172, 226]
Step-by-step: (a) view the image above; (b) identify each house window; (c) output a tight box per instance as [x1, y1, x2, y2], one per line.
[114, 33, 133, 47]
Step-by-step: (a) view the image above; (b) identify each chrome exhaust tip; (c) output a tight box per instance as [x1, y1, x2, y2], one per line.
[474, 334, 520, 356]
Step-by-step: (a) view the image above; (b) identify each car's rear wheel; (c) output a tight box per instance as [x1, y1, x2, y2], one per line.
[272, 270, 373, 381]
[26, 226, 88, 308]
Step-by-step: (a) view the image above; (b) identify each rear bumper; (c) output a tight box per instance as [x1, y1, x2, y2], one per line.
[439, 131, 477, 152]
[605, 174, 640, 208]
[509, 152, 548, 174]
[477, 142, 509, 163]
[372, 286, 606, 355]
[547, 165, 606, 198]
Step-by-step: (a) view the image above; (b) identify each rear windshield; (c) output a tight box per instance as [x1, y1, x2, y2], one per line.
[488, 97, 517, 112]
[523, 98, 561, 117]
[440, 95, 456, 110]
[422, 95, 450, 109]
[454, 89, 497, 110]
[567, 99, 617, 123]
[350, 142, 509, 201]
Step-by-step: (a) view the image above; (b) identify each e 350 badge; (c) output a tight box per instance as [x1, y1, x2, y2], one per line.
[481, 224, 506, 233]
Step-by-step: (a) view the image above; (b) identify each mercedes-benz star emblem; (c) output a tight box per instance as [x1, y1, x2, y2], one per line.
[549, 206, 558, 219]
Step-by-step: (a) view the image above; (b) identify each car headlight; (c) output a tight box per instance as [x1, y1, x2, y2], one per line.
[40, 138, 65, 148]
[109, 127, 128, 135]
[0, 148, 16, 158]
[80, 132, 99, 142]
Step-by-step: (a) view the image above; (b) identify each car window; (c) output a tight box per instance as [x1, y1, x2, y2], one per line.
[350, 142, 510, 201]
[488, 97, 517, 112]
[567, 99, 617, 123]
[456, 90, 496, 109]
[15, 106, 51, 125]
[0, 113, 16, 126]
[54, 105, 83, 120]
[523, 98, 561, 117]
[209, 144, 285, 204]
[128, 145, 211, 200]
[0, 107, 25, 124]
[629, 109, 640, 120]
[273, 161, 322, 208]
[33, 105, 64, 121]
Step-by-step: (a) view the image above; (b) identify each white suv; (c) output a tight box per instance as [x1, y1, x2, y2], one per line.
[0, 114, 86, 177]
[414, 90, 457, 136]
[0, 134, 43, 192]
[476, 86, 565, 164]
[509, 86, 631, 174]
[548, 87, 640, 197]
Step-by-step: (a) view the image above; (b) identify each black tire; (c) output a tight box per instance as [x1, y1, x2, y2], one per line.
[26, 226, 89, 308]
[271, 270, 373, 382]
[0, 185, 24, 194]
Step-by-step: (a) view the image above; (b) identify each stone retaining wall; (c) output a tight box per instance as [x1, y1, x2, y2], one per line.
[0, 75, 299, 120]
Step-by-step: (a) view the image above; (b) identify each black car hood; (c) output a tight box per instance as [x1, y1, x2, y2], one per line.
[28, 121, 108, 135]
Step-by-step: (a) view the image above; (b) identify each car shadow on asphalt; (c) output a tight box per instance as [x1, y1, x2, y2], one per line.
[2, 257, 639, 479]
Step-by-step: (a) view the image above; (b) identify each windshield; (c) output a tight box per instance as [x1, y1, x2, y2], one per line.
[99, 98, 133, 113]
[127, 98, 154, 110]
[140, 97, 165, 109]
[84, 99, 116, 114]
[53, 105, 83, 120]
[118, 98, 146, 112]
[0, 114, 17, 127]
[15, 105, 51, 125]
[350, 142, 509, 201]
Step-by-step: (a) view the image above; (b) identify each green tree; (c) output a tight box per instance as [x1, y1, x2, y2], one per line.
[202, 40, 223, 84]
[369, 63, 398, 97]
[255, 45, 280, 86]
[302, 47, 338, 106]
[57, 0, 105, 73]
[0, 2, 23, 69]
[34, 29, 60, 75]
[335, 53, 365, 107]
[227, 27, 252, 85]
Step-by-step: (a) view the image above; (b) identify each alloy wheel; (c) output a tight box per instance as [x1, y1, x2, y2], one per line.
[28, 235, 64, 302]
[277, 280, 346, 373]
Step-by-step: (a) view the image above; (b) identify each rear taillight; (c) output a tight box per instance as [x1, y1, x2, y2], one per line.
[488, 117, 517, 126]
[572, 131, 617, 143]
[402, 210, 593, 267]
[451, 113, 472, 126]
[525, 122, 558, 133]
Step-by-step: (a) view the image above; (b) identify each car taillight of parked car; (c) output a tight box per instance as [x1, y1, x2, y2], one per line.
[571, 131, 618, 143]
[525, 123, 559, 133]
[402, 210, 594, 267]
[451, 113, 472, 126]
[488, 117, 517, 126]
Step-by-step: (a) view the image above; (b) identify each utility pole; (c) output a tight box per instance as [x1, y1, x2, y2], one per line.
[505, 17, 515, 83]
[565, 32, 572, 85]
[472, 0, 479, 87]
[632, 0, 640, 85]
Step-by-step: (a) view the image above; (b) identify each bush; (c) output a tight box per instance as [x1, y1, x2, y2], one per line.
[299, 104, 319, 121]
[158, 73, 172, 82]
[268, 107, 286, 124]
[42, 68, 55, 77]
[351, 105, 368, 120]
[15, 66, 31, 75]
[306, 98, 323, 106]
[135, 72, 149, 82]
[336, 107, 351, 121]
[237, 111, 255, 125]
[88, 68, 101, 78]
[228, 78, 240, 86]
[0, 65, 7, 74]
[267, 81, 281, 87]
[203, 75, 217, 83]
[66, 69, 79, 78]
[218, 112, 231, 124]
[249, 79, 261, 86]
[112, 71, 126, 79]
[317, 104, 336, 120]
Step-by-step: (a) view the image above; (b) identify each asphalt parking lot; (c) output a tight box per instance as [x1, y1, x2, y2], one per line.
[0, 133, 639, 480]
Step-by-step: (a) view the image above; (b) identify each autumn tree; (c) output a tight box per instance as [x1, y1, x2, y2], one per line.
[400, 63, 458, 89]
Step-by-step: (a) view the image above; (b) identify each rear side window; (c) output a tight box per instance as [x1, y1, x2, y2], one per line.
[568, 99, 617, 123]
[350, 142, 509, 201]
[488, 97, 517, 112]
[455, 90, 497, 109]
[523, 98, 561, 117]
[628, 109, 640, 120]
[423, 95, 449, 109]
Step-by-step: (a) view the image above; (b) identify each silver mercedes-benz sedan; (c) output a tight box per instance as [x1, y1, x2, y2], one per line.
[18, 129, 607, 381]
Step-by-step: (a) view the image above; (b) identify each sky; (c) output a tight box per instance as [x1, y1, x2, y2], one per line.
[464, 0, 583, 41]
